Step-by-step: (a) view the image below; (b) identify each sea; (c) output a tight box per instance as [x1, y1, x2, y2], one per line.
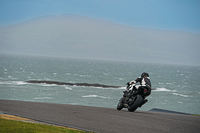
[0, 54, 200, 114]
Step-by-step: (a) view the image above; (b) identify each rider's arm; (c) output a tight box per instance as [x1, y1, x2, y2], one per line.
[130, 77, 142, 84]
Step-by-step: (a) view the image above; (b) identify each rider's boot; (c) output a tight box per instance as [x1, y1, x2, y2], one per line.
[139, 99, 148, 107]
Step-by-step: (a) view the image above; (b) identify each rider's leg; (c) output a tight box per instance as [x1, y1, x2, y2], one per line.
[139, 87, 151, 107]
[131, 85, 142, 96]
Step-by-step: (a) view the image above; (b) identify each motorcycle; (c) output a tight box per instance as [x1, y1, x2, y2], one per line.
[117, 83, 144, 112]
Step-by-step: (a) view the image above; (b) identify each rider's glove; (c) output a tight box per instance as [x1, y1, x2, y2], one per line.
[130, 81, 136, 84]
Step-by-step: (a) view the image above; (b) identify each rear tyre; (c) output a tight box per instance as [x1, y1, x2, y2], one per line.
[128, 95, 143, 112]
[117, 98, 124, 110]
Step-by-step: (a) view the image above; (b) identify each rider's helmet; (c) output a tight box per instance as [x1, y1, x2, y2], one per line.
[141, 72, 149, 78]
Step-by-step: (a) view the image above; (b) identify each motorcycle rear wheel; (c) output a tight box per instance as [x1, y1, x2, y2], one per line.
[128, 95, 143, 112]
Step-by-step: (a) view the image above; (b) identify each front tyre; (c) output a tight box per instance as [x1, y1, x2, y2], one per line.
[117, 98, 124, 110]
[128, 95, 143, 112]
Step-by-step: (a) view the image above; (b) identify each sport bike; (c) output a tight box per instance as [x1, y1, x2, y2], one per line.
[117, 83, 144, 112]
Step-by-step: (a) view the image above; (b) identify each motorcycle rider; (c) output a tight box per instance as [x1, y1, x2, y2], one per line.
[128, 72, 151, 107]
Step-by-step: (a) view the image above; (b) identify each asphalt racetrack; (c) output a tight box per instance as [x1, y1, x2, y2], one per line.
[0, 99, 200, 133]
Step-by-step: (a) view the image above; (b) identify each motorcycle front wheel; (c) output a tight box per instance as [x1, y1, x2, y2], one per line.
[117, 98, 124, 110]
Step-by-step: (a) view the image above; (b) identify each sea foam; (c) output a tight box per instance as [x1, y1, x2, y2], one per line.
[172, 93, 192, 98]
[0, 81, 27, 85]
[82, 95, 109, 99]
[155, 88, 171, 92]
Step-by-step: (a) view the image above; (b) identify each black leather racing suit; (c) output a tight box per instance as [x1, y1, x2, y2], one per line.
[133, 76, 151, 98]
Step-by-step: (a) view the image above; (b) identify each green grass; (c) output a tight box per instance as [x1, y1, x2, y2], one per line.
[193, 114, 200, 116]
[0, 118, 91, 133]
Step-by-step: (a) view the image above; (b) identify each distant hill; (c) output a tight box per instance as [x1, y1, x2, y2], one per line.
[0, 14, 199, 65]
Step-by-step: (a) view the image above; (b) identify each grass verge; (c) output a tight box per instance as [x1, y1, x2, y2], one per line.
[193, 114, 200, 116]
[0, 117, 91, 133]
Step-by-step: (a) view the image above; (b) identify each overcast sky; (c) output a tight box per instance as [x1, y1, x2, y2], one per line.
[0, 0, 200, 33]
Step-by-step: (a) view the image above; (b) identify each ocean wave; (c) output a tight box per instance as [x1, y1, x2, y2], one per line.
[82, 95, 109, 99]
[65, 86, 73, 90]
[118, 86, 126, 90]
[38, 84, 58, 87]
[0, 81, 27, 85]
[154, 88, 171, 92]
[79, 74, 91, 77]
[118, 78, 124, 80]
[15, 81, 27, 85]
[34, 97, 53, 99]
[172, 93, 192, 98]
[166, 83, 173, 85]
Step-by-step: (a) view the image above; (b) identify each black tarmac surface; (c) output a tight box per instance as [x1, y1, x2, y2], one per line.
[0, 99, 200, 133]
